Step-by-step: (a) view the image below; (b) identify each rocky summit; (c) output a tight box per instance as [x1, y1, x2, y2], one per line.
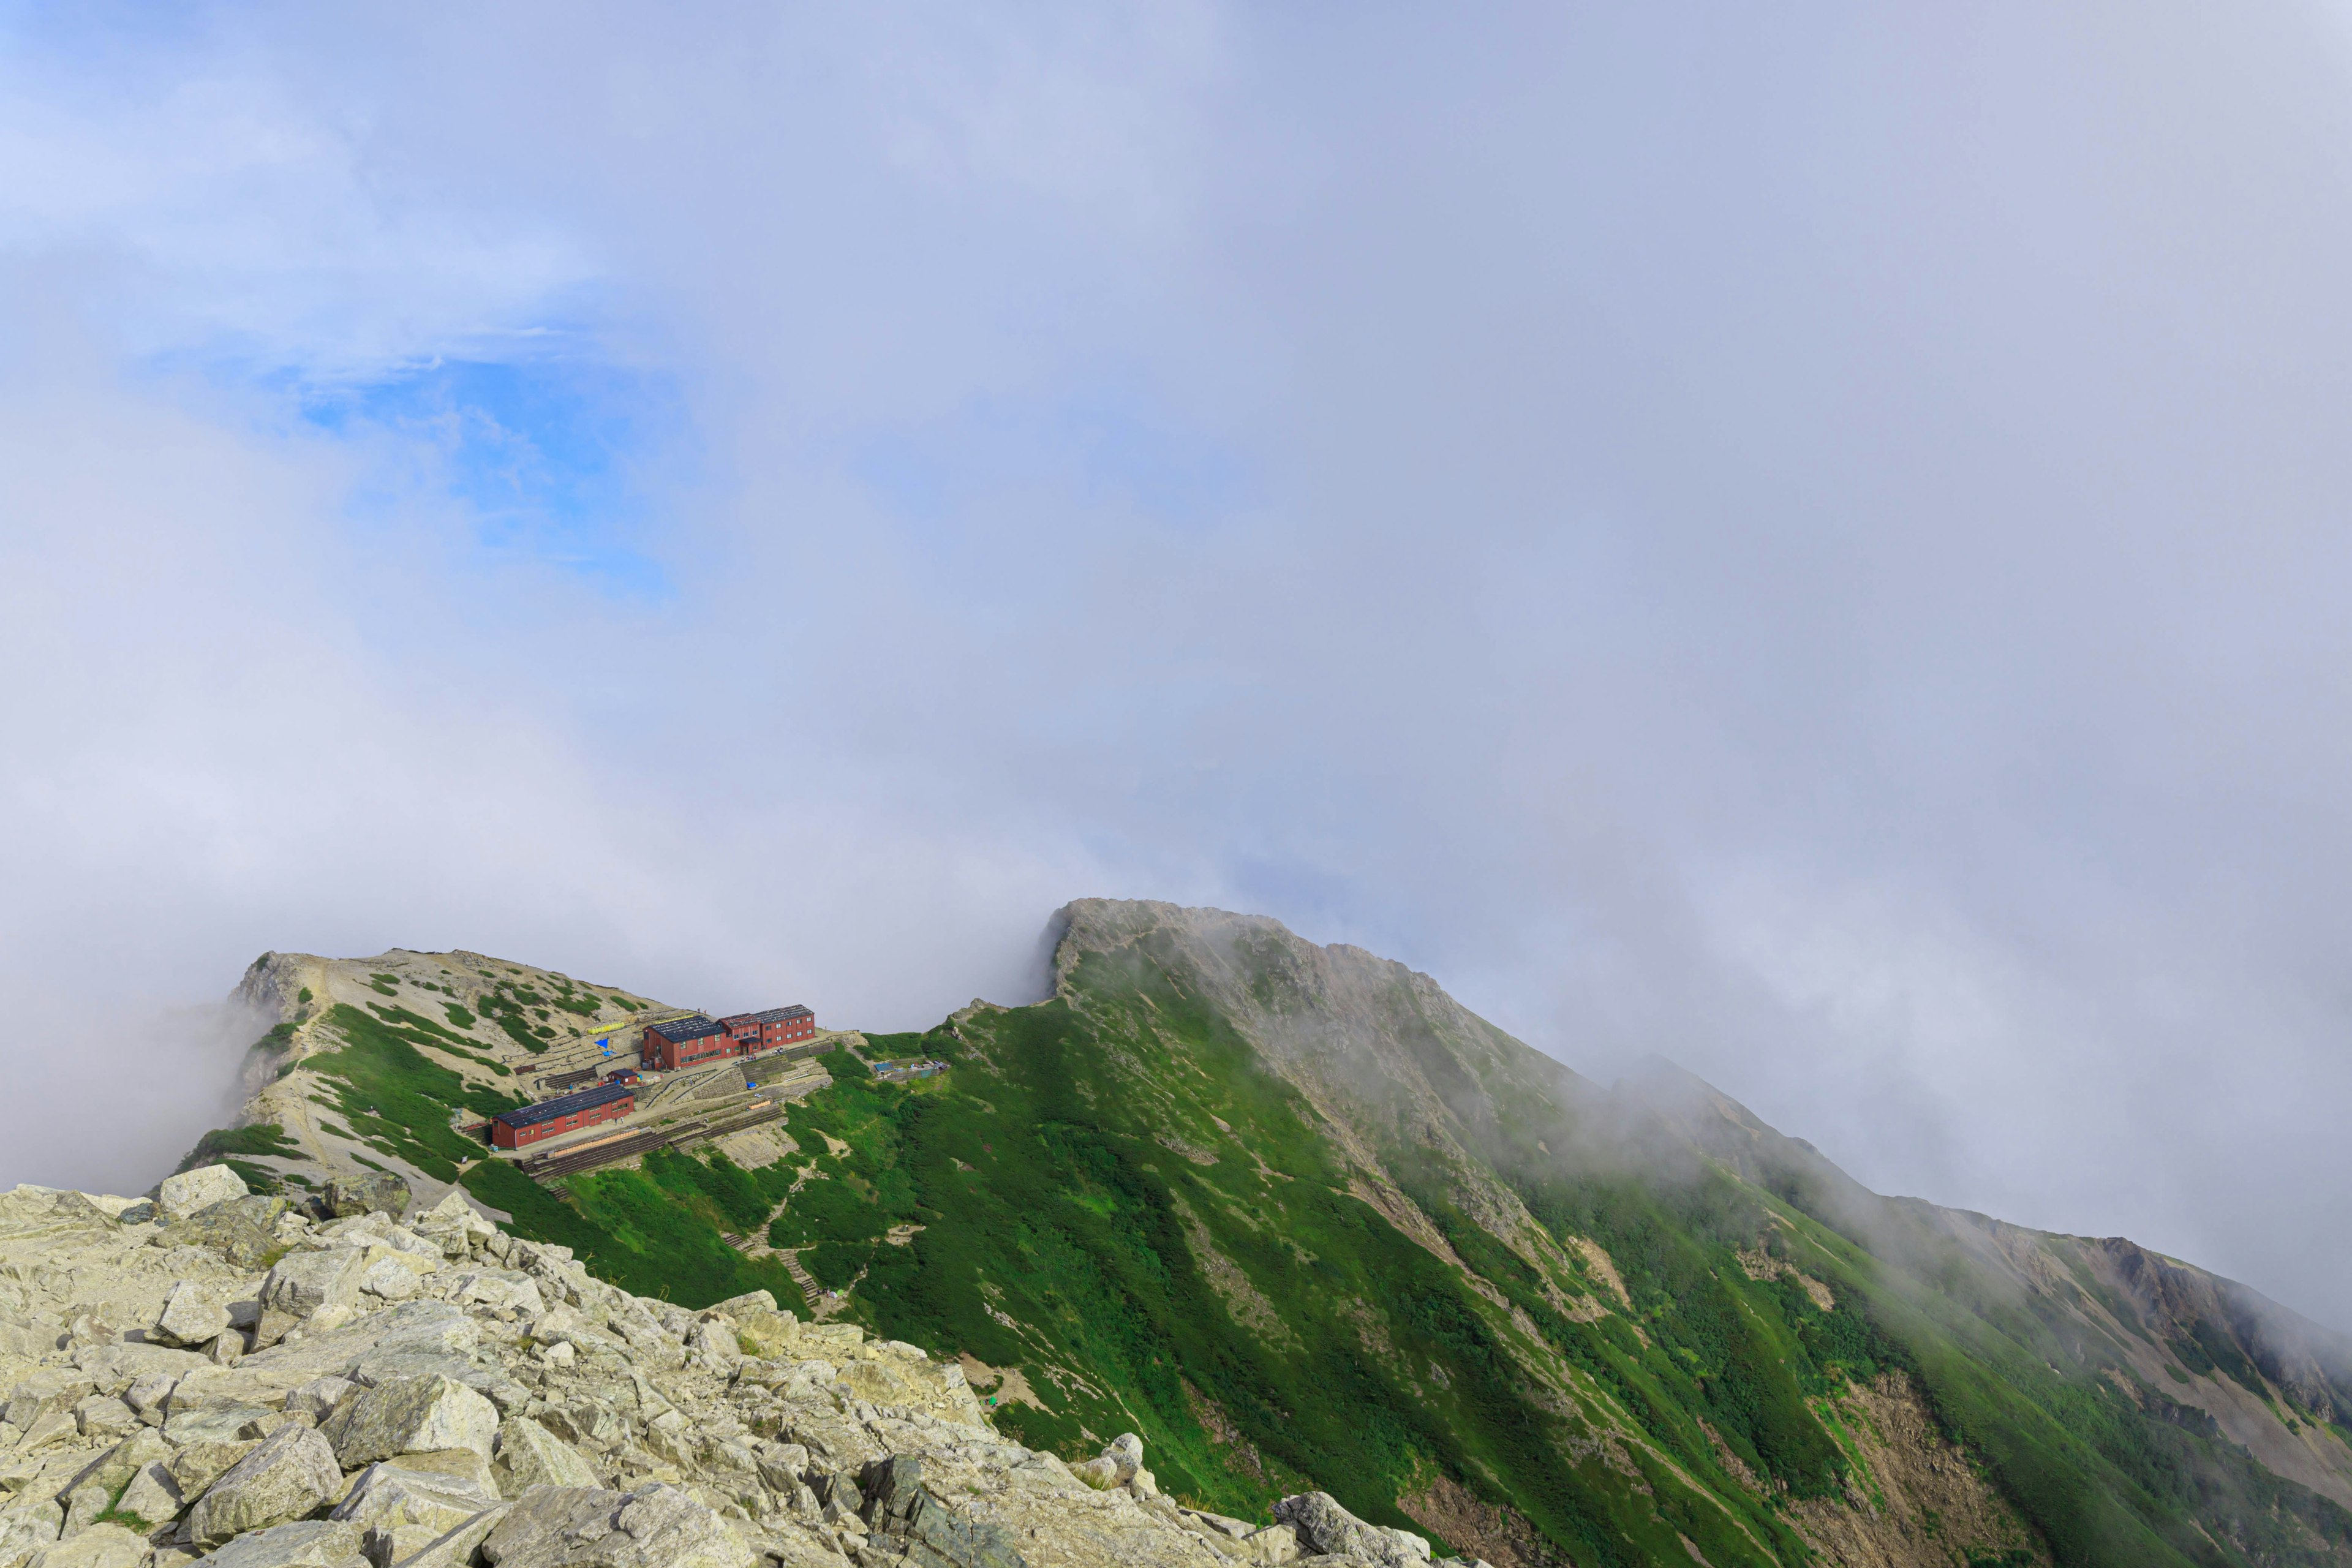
[0, 1170, 1447, 1568]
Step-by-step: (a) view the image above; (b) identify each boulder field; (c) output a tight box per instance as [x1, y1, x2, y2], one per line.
[0, 1170, 1474, 1568]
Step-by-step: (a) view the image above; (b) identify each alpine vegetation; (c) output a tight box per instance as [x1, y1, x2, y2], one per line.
[7, 900, 2351, 1568]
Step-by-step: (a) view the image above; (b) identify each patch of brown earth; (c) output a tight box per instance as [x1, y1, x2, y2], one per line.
[1735, 1248, 1836, 1311]
[1566, 1235, 1634, 1311]
[957, 1353, 1043, 1412]
[1396, 1474, 1574, 1568]
[1180, 1380, 1286, 1487]
[1170, 1194, 1300, 1351]
[1790, 1371, 2050, 1568]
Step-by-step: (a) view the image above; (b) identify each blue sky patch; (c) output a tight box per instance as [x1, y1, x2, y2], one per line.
[298, 356, 687, 600]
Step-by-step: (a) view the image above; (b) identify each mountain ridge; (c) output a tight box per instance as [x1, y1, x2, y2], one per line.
[129, 897, 2352, 1567]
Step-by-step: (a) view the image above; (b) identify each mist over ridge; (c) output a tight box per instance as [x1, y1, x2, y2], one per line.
[4, 0, 2352, 1356]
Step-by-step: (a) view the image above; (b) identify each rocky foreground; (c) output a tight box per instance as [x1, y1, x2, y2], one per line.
[0, 1171, 1463, 1568]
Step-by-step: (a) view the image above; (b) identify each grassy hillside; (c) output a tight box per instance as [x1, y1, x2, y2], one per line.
[183, 914, 2352, 1567]
[734, 907, 2352, 1568]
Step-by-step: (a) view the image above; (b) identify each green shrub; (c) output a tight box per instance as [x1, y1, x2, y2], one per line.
[306, 1004, 524, 1182]
[462, 1158, 809, 1313]
[219, 1159, 282, 1194]
[176, 1121, 303, 1172]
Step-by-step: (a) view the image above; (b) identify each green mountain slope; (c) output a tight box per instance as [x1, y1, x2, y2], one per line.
[186, 904, 2352, 1568]
[758, 900, 2352, 1568]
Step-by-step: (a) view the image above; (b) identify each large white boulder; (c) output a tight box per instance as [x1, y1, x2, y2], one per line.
[151, 1281, 231, 1349]
[1272, 1493, 1432, 1568]
[23, 1523, 147, 1568]
[190, 1519, 366, 1568]
[331, 1448, 503, 1536]
[156, 1166, 247, 1222]
[477, 1483, 753, 1568]
[186, 1423, 342, 1547]
[320, 1374, 499, 1468]
[114, 1460, 184, 1529]
[489, 1415, 601, 1494]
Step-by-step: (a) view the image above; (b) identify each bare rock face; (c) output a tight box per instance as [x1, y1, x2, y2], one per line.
[113, 1460, 183, 1529]
[862, 1455, 1031, 1568]
[156, 1166, 247, 1223]
[479, 1484, 755, 1568]
[23, 1523, 148, 1568]
[192, 1518, 366, 1567]
[319, 1172, 410, 1220]
[3, 1172, 1431, 1568]
[1272, 1493, 1432, 1568]
[186, 1422, 343, 1546]
[170, 1196, 288, 1269]
[490, 1415, 601, 1493]
[282, 1375, 352, 1425]
[252, 1248, 369, 1346]
[320, 1373, 499, 1468]
[330, 1448, 503, 1539]
[152, 1281, 232, 1349]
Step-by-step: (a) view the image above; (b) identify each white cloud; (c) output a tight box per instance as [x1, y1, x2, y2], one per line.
[7, 0, 2352, 1331]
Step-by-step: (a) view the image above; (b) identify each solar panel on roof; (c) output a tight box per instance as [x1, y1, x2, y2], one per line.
[494, 1080, 635, 1129]
[644, 1014, 724, 1042]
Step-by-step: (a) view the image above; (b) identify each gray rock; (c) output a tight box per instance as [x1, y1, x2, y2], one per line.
[368, 1503, 510, 1568]
[1240, 1525, 1300, 1566]
[0, 1507, 62, 1568]
[321, 1375, 499, 1468]
[115, 1459, 186, 1528]
[173, 1199, 290, 1270]
[59, 1425, 171, 1504]
[5, 1369, 95, 1430]
[23, 1523, 147, 1568]
[360, 1257, 423, 1302]
[166, 1439, 261, 1501]
[261, 1241, 369, 1316]
[478, 1485, 753, 1568]
[157, 1167, 249, 1223]
[1272, 1495, 1429, 1568]
[284, 1376, 353, 1425]
[74, 1339, 210, 1393]
[255, 1250, 369, 1346]
[445, 1272, 543, 1318]
[320, 1174, 410, 1221]
[862, 1455, 1030, 1568]
[46, 1191, 115, 1227]
[338, 1303, 483, 1390]
[154, 1283, 233, 1349]
[113, 1202, 155, 1226]
[684, 1319, 738, 1370]
[489, 1415, 601, 1494]
[190, 1519, 365, 1568]
[331, 1449, 502, 1536]
[1179, 1509, 1256, 1541]
[163, 1403, 278, 1446]
[72, 1394, 137, 1439]
[123, 1370, 178, 1425]
[753, 1442, 809, 1496]
[186, 1422, 342, 1547]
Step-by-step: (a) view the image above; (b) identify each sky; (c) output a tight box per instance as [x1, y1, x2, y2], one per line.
[6, 1, 2352, 1330]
